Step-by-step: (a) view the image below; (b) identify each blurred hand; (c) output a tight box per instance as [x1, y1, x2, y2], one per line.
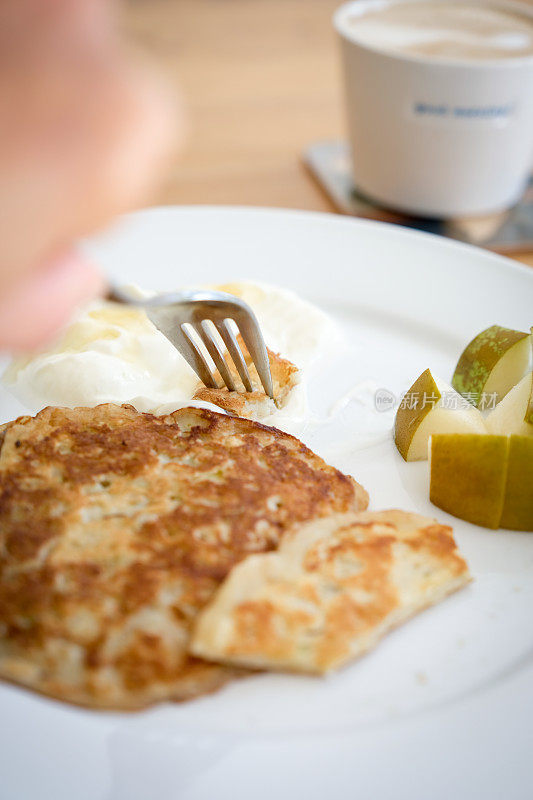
[0, 0, 177, 350]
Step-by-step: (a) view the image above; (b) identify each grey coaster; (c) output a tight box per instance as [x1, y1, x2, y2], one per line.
[304, 140, 533, 253]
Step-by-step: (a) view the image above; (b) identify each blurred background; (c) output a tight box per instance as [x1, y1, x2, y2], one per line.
[123, 0, 341, 211]
[123, 0, 533, 265]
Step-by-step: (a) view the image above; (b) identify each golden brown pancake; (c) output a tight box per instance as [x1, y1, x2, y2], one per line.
[191, 510, 470, 674]
[193, 335, 299, 420]
[0, 403, 367, 708]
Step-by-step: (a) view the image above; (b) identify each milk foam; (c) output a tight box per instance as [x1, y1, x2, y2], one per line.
[347, 2, 533, 60]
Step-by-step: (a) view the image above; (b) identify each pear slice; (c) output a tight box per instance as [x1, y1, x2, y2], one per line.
[486, 372, 533, 437]
[429, 433, 509, 528]
[452, 325, 531, 408]
[526, 328, 533, 425]
[526, 379, 533, 426]
[500, 436, 533, 532]
[394, 369, 486, 461]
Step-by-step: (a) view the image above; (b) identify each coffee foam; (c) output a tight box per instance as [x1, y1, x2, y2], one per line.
[346, 2, 533, 60]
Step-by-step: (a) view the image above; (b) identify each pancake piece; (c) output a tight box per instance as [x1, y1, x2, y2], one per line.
[0, 404, 367, 708]
[193, 335, 299, 420]
[191, 510, 470, 673]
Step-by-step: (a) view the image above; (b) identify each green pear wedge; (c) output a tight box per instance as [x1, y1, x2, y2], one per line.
[429, 433, 509, 528]
[452, 325, 531, 407]
[501, 435, 533, 532]
[526, 328, 533, 425]
[526, 377, 533, 426]
[486, 372, 533, 437]
[394, 369, 486, 462]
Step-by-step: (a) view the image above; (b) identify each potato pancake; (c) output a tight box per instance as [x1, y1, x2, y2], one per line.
[0, 404, 367, 708]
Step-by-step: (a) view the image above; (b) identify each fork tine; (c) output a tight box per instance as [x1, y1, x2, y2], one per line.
[193, 321, 237, 392]
[215, 320, 254, 393]
[234, 314, 274, 399]
[173, 325, 219, 389]
[131, 288, 274, 397]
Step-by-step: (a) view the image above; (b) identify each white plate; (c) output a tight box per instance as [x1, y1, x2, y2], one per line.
[1, 207, 532, 800]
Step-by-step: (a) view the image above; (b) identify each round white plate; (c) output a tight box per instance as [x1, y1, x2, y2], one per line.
[1, 207, 532, 800]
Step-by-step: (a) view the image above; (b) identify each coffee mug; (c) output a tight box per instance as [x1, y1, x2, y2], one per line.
[334, 0, 533, 218]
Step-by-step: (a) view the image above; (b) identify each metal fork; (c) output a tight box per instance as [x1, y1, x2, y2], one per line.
[107, 287, 274, 398]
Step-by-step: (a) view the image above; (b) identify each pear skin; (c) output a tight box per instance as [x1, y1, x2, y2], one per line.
[526, 375, 533, 426]
[501, 436, 533, 532]
[430, 433, 509, 528]
[526, 329, 533, 425]
[452, 326, 530, 407]
[395, 369, 440, 461]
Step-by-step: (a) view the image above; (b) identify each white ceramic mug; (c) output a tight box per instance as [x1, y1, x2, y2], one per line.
[334, 0, 533, 218]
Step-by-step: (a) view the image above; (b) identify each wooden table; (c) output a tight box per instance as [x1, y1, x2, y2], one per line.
[124, 0, 533, 267]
